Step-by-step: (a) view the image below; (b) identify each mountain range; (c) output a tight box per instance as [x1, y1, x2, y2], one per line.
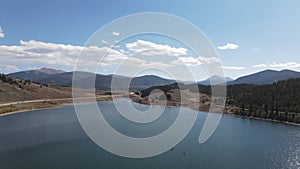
[9, 68, 175, 90]
[228, 69, 300, 85]
[197, 75, 233, 85]
[9, 68, 65, 82]
[8, 68, 300, 89]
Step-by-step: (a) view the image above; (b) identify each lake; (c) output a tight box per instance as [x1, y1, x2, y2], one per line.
[0, 99, 299, 169]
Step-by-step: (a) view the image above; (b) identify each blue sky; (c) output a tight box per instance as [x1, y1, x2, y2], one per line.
[0, 0, 300, 80]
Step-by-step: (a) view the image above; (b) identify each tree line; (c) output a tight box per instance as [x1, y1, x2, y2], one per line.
[225, 78, 300, 123]
[140, 78, 300, 124]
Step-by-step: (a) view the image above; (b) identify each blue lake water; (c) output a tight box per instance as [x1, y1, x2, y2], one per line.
[0, 99, 299, 169]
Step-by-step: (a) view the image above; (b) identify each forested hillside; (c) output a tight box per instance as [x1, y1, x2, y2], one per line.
[226, 78, 300, 123]
[140, 78, 300, 123]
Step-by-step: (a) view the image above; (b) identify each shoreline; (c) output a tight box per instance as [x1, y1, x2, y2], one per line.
[129, 94, 300, 127]
[0, 104, 66, 117]
[1, 96, 299, 127]
[0, 95, 121, 117]
[232, 114, 300, 127]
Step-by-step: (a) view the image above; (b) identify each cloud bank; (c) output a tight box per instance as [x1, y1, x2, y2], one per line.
[0, 40, 125, 67]
[0, 40, 220, 73]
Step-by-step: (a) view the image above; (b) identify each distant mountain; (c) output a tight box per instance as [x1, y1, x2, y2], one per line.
[9, 68, 175, 90]
[131, 75, 176, 88]
[229, 69, 300, 85]
[70, 73, 176, 90]
[70, 73, 127, 90]
[11, 68, 300, 88]
[9, 68, 65, 82]
[197, 75, 233, 85]
[40, 71, 95, 86]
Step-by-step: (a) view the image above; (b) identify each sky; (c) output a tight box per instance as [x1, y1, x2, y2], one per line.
[0, 0, 300, 81]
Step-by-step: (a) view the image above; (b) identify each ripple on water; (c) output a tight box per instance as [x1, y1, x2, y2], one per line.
[269, 127, 300, 169]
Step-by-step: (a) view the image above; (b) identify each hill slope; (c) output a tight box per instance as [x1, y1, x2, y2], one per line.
[9, 68, 65, 82]
[0, 74, 71, 103]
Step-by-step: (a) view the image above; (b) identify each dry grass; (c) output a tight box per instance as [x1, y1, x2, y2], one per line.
[0, 77, 120, 115]
[0, 77, 110, 104]
[0, 96, 117, 116]
[0, 101, 64, 115]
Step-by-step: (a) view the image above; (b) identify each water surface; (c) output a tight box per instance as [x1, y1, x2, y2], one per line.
[0, 99, 299, 169]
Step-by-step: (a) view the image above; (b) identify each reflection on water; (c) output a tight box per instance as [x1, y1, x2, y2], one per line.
[0, 99, 299, 169]
[270, 130, 300, 169]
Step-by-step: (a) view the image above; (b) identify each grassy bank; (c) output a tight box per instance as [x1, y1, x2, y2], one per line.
[0, 95, 118, 116]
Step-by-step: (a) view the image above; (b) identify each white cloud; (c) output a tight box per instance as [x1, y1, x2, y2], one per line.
[253, 62, 300, 68]
[110, 44, 120, 48]
[0, 26, 4, 38]
[101, 39, 108, 44]
[112, 31, 120, 36]
[221, 66, 245, 70]
[126, 39, 188, 56]
[218, 43, 239, 50]
[121, 57, 145, 67]
[0, 64, 19, 71]
[147, 61, 171, 68]
[0, 40, 174, 70]
[121, 58, 170, 68]
[252, 64, 267, 68]
[252, 48, 259, 51]
[171, 56, 220, 67]
[0, 40, 126, 68]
